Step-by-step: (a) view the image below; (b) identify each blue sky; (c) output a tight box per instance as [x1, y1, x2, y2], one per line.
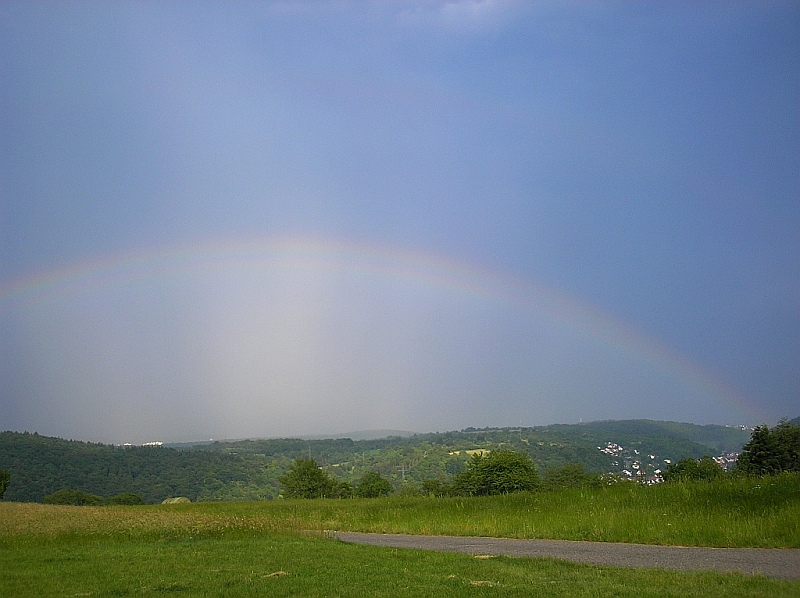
[1, 1, 797, 443]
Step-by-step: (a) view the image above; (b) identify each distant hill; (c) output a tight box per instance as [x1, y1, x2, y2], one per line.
[0, 432, 274, 504]
[0, 420, 754, 503]
[547, 420, 752, 454]
[163, 430, 415, 449]
[789, 416, 800, 427]
[298, 430, 416, 441]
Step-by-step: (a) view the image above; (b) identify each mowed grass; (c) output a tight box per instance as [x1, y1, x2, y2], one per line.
[4, 530, 799, 598]
[2, 474, 799, 596]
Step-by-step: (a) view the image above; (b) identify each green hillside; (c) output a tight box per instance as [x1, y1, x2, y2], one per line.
[0, 432, 274, 504]
[546, 419, 752, 453]
[0, 420, 753, 503]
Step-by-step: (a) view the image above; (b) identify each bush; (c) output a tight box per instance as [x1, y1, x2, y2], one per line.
[420, 478, 450, 497]
[663, 456, 723, 482]
[396, 484, 424, 497]
[542, 463, 602, 490]
[452, 450, 541, 496]
[104, 492, 145, 505]
[355, 472, 393, 498]
[333, 481, 354, 499]
[43, 488, 103, 506]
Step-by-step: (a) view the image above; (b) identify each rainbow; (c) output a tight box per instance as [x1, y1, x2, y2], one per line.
[0, 234, 756, 419]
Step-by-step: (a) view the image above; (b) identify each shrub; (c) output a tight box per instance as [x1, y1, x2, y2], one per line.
[333, 481, 355, 499]
[663, 456, 723, 482]
[542, 463, 602, 490]
[420, 478, 450, 497]
[452, 450, 541, 496]
[104, 492, 145, 505]
[43, 488, 103, 506]
[397, 484, 424, 497]
[355, 472, 393, 498]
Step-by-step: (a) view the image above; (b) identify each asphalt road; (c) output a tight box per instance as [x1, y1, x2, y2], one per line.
[332, 532, 800, 580]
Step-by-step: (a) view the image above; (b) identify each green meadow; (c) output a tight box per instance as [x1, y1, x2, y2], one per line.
[2, 474, 799, 597]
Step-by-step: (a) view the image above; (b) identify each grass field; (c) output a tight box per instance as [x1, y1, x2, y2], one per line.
[2, 474, 799, 596]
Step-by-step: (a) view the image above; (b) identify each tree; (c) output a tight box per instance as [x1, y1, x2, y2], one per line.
[0, 469, 9, 500]
[663, 456, 723, 482]
[355, 472, 393, 498]
[736, 420, 800, 476]
[278, 458, 337, 499]
[452, 450, 541, 496]
[43, 488, 103, 506]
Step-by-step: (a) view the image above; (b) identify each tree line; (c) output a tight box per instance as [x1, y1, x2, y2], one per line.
[278, 450, 543, 499]
[0, 419, 795, 504]
[279, 420, 800, 498]
[661, 419, 799, 482]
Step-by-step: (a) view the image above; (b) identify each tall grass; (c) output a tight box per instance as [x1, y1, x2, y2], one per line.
[253, 472, 800, 547]
[3, 473, 798, 548]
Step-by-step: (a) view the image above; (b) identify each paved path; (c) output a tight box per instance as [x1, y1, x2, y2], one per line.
[332, 532, 800, 580]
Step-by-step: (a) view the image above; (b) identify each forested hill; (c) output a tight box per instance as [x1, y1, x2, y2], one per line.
[0, 420, 753, 503]
[0, 432, 274, 504]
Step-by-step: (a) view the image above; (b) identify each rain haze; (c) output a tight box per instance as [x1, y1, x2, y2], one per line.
[1, 2, 797, 444]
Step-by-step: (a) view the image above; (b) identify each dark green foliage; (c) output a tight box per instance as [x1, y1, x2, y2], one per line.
[0, 420, 753, 504]
[0, 432, 276, 503]
[333, 481, 355, 499]
[546, 419, 751, 458]
[542, 463, 602, 490]
[354, 472, 393, 498]
[0, 469, 9, 500]
[421, 478, 450, 497]
[43, 488, 103, 506]
[452, 450, 541, 496]
[663, 456, 723, 482]
[444, 457, 466, 476]
[278, 458, 337, 499]
[737, 420, 800, 476]
[103, 492, 145, 505]
[188, 419, 748, 484]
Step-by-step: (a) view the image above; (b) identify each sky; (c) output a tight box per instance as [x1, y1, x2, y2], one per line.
[1, 1, 797, 444]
